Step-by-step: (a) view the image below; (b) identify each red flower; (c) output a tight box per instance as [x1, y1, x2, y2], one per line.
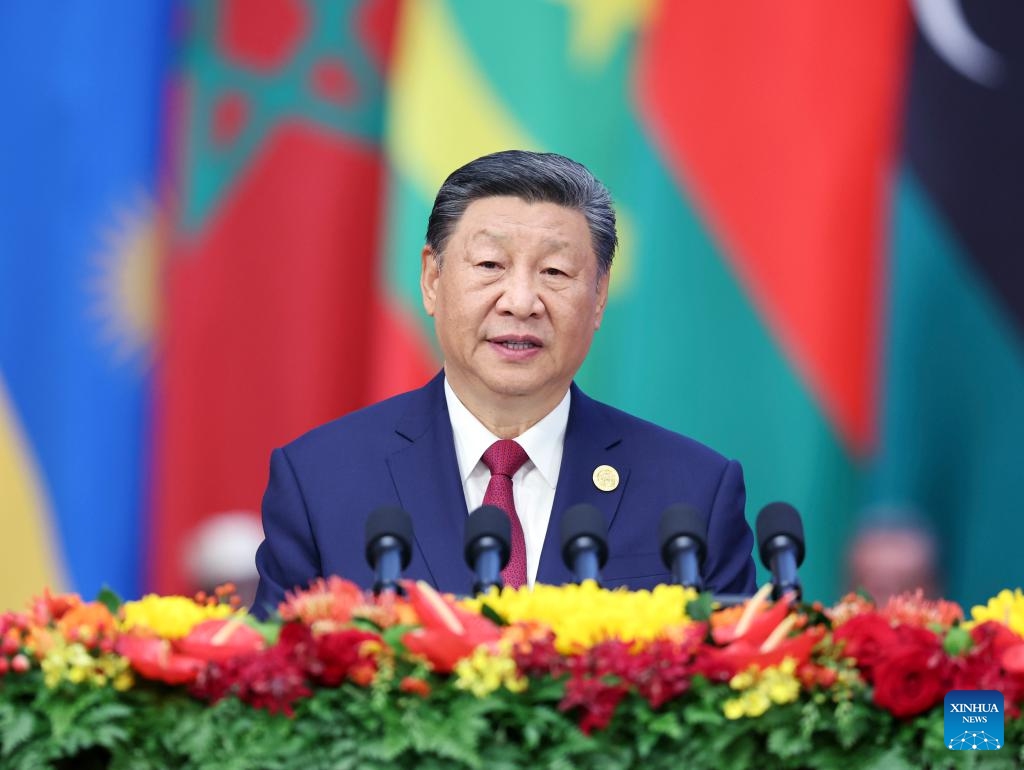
[175, 618, 265, 663]
[949, 622, 1024, 717]
[116, 634, 205, 685]
[29, 589, 81, 626]
[711, 591, 793, 646]
[872, 644, 951, 718]
[832, 612, 900, 682]
[559, 675, 629, 734]
[400, 581, 501, 673]
[700, 594, 823, 680]
[192, 645, 312, 716]
[278, 576, 365, 631]
[311, 629, 380, 686]
[881, 589, 963, 629]
[399, 676, 432, 698]
[274, 622, 380, 687]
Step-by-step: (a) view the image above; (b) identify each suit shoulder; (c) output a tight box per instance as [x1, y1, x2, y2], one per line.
[280, 387, 423, 460]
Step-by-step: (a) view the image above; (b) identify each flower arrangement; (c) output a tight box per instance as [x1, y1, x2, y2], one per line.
[2, 580, 1024, 769]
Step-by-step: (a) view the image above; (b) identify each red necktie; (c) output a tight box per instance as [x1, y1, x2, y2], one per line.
[481, 439, 530, 589]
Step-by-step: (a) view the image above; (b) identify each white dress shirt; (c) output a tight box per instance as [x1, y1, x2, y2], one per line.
[444, 378, 570, 586]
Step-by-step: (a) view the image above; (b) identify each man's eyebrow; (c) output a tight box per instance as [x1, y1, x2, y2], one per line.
[471, 229, 573, 252]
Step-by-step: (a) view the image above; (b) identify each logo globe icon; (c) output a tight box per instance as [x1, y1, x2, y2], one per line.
[947, 730, 1001, 750]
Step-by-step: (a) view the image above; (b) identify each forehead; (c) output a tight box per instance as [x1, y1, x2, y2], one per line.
[452, 196, 592, 253]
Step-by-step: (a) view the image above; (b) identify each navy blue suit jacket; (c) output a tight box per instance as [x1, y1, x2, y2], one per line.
[253, 372, 756, 616]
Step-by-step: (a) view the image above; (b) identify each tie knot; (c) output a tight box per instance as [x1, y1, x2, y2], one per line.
[481, 439, 529, 478]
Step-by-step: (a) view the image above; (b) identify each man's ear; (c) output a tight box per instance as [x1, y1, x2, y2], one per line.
[420, 245, 440, 317]
[594, 270, 610, 330]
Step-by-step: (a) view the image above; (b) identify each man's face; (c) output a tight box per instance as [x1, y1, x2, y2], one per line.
[421, 196, 609, 414]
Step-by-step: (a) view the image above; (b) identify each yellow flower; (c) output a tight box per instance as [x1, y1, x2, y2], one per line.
[113, 670, 134, 691]
[966, 589, 1024, 637]
[723, 697, 745, 720]
[454, 643, 527, 698]
[721, 658, 801, 717]
[763, 673, 800, 705]
[463, 581, 696, 653]
[729, 668, 756, 690]
[39, 637, 132, 691]
[741, 690, 771, 718]
[120, 594, 236, 639]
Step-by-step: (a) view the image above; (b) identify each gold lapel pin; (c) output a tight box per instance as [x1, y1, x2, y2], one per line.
[592, 465, 619, 492]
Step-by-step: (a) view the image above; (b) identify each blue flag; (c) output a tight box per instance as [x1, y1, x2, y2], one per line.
[0, 2, 174, 606]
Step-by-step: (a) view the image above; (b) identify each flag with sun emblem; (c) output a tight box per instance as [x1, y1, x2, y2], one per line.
[0, 2, 174, 608]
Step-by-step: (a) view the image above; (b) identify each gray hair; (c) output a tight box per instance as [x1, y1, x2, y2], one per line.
[425, 150, 617, 275]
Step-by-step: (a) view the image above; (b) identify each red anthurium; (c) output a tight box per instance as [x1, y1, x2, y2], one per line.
[400, 581, 502, 673]
[701, 589, 823, 680]
[116, 633, 205, 685]
[175, 618, 265, 663]
[712, 585, 795, 646]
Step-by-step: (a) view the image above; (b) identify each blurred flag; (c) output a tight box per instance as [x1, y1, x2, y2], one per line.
[0, 2, 174, 608]
[384, 0, 910, 600]
[871, 2, 1024, 603]
[149, 0, 434, 595]
[6, 0, 1019, 608]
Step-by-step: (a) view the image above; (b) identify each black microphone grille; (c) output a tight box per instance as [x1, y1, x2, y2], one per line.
[658, 503, 708, 564]
[464, 505, 512, 564]
[560, 503, 609, 566]
[755, 502, 805, 568]
[364, 505, 413, 568]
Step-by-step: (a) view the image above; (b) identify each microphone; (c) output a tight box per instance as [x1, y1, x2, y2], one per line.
[756, 502, 806, 600]
[364, 505, 413, 595]
[659, 503, 707, 590]
[464, 505, 511, 595]
[560, 503, 609, 584]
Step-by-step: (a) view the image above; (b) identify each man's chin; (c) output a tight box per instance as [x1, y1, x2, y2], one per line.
[479, 373, 560, 401]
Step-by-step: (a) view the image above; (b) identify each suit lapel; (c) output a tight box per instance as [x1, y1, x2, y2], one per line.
[386, 372, 471, 592]
[536, 384, 629, 584]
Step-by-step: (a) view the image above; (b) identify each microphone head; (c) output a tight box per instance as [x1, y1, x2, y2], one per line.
[559, 503, 609, 568]
[464, 505, 512, 568]
[364, 505, 413, 569]
[756, 502, 805, 568]
[658, 503, 708, 568]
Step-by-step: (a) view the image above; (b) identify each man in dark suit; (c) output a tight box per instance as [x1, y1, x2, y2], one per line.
[253, 150, 755, 616]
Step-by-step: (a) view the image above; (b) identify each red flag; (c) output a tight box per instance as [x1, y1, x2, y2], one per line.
[149, 0, 434, 595]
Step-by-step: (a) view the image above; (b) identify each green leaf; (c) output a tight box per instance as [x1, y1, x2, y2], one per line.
[0, 706, 37, 759]
[479, 603, 509, 627]
[96, 586, 123, 613]
[944, 625, 973, 656]
[687, 593, 715, 622]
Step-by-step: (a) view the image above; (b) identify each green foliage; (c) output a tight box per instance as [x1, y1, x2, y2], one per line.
[1, 667, 1020, 769]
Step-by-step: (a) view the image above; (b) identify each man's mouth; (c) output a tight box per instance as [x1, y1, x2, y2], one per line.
[491, 336, 542, 351]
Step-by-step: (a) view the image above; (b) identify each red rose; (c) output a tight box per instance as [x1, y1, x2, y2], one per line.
[832, 612, 899, 682]
[872, 645, 950, 718]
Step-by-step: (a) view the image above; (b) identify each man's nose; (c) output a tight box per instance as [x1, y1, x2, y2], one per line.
[495, 270, 544, 318]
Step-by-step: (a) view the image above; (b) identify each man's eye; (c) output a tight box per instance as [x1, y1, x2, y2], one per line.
[478, 261, 500, 269]
[543, 267, 566, 277]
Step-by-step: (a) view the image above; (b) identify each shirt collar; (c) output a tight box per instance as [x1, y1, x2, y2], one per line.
[444, 377, 570, 489]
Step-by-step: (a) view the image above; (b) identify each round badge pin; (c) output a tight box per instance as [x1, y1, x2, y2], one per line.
[592, 465, 619, 492]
